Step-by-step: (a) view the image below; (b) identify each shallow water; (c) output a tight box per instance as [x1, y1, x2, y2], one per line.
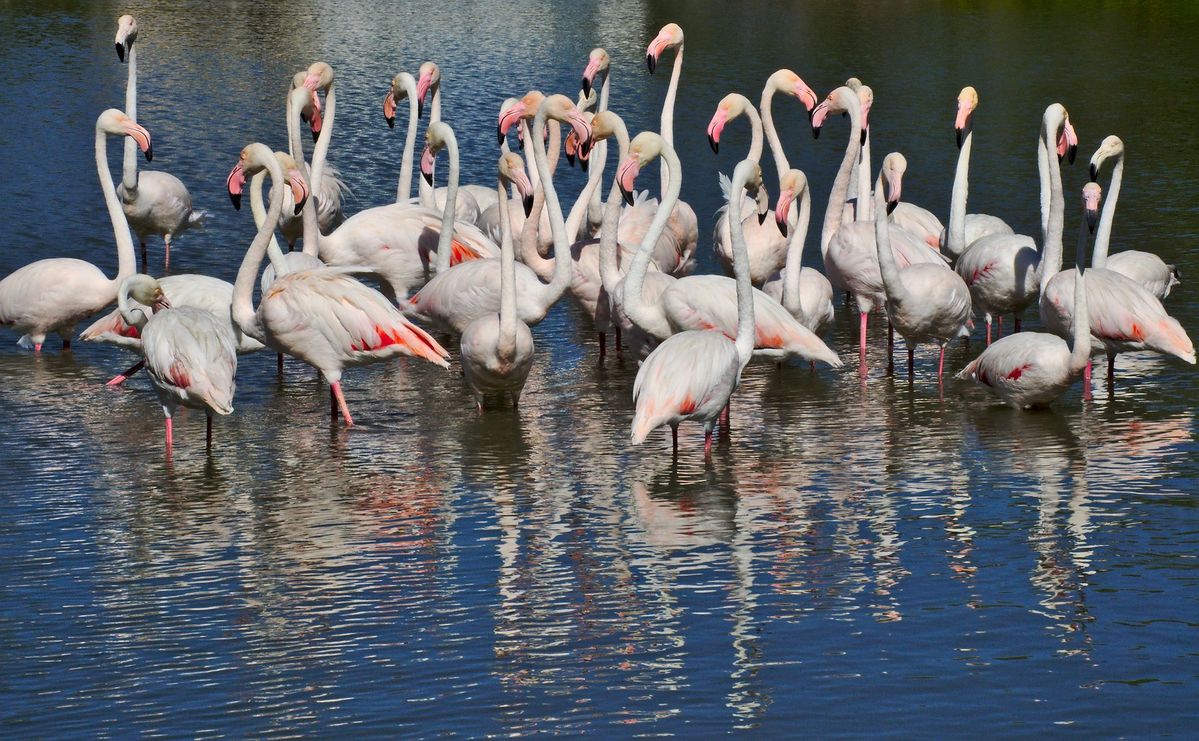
[1, 0, 1197, 735]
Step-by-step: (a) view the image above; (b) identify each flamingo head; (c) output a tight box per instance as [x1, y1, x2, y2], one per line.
[618, 131, 666, 206]
[739, 160, 769, 225]
[955, 86, 979, 149]
[880, 152, 907, 215]
[589, 110, 624, 145]
[646, 22, 683, 74]
[564, 111, 596, 169]
[581, 47, 610, 98]
[540, 94, 593, 159]
[707, 93, 751, 154]
[810, 86, 858, 140]
[1089, 134, 1123, 181]
[230, 144, 309, 215]
[498, 152, 535, 217]
[856, 85, 874, 145]
[383, 72, 417, 129]
[297, 62, 333, 140]
[124, 274, 171, 313]
[416, 61, 440, 119]
[1082, 182, 1102, 234]
[114, 15, 137, 62]
[98, 109, 152, 161]
[274, 152, 311, 215]
[497, 91, 543, 146]
[770, 69, 819, 114]
[774, 168, 809, 237]
[421, 121, 453, 186]
[1046, 104, 1078, 164]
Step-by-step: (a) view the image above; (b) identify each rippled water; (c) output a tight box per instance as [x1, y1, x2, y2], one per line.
[1, 0, 1197, 735]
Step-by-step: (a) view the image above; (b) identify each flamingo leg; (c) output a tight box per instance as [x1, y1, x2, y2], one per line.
[1013, 315, 1022, 334]
[34, 342, 42, 354]
[62, 338, 71, 351]
[331, 381, 355, 426]
[614, 326, 622, 354]
[671, 424, 678, 453]
[106, 359, 146, 386]
[938, 345, 946, 382]
[887, 323, 894, 375]
[985, 318, 992, 346]
[598, 332, 607, 359]
[277, 353, 284, 375]
[140, 239, 148, 273]
[907, 345, 915, 381]
[206, 414, 213, 448]
[704, 428, 713, 458]
[163, 234, 172, 271]
[1107, 353, 1116, 389]
[165, 415, 173, 454]
[859, 312, 868, 359]
[996, 315, 1003, 339]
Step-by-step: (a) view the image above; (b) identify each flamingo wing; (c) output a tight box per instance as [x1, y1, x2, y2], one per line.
[632, 331, 739, 443]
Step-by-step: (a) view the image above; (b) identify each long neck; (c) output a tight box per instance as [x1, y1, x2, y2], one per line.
[759, 85, 789, 177]
[396, 89, 419, 203]
[1069, 221, 1090, 372]
[497, 179, 517, 362]
[743, 104, 764, 164]
[300, 154, 323, 258]
[419, 86, 443, 209]
[519, 121, 561, 279]
[529, 110, 573, 310]
[728, 165, 756, 367]
[565, 137, 607, 242]
[250, 170, 290, 275]
[874, 179, 912, 307]
[782, 184, 811, 315]
[598, 125, 631, 294]
[1092, 152, 1122, 267]
[233, 155, 288, 339]
[855, 132, 874, 221]
[96, 127, 137, 285]
[599, 74, 610, 113]
[117, 283, 149, 330]
[310, 83, 335, 194]
[946, 124, 972, 255]
[820, 101, 862, 256]
[121, 44, 138, 193]
[1037, 122, 1066, 293]
[433, 132, 461, 274]
[660, 45, 682, 195]
[1037, 130, 1051, 238]
[624, 145, 682, 338]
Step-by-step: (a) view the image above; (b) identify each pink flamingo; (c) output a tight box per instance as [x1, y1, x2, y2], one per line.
[631, 158, 761, 457]
[762, 169, 835, 334]
[413, 61, 481, 224]
[115, 274, 236, 454]
[0, 109, 149, 352]
[227, 143, 450, 427]
[941, 86, 1014, 259]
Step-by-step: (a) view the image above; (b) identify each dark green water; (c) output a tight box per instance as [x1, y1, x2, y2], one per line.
[0, 0, 1196, 735]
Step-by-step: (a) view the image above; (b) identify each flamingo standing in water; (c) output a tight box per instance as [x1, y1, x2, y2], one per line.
[115, 274, 236, 454]
[872, 153, 972, 381]
[114, 15, 202, 271]
[940, 86, 1014, 260]
[277, 62, 347, 248]
[631, 159, 761, 457]
[413, 61, 481, 224]
[227, 143, 451, 427]
[957, 185, 1096, 408]
[0, 109, 149, 352]
[460, 153, 536, 410]
[1088, 135, 1181, 299]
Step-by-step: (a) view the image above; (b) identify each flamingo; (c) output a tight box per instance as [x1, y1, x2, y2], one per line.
[631, 158, 761, 457]
[404, 97, 589, 335]
[812, 86, 948, 359]
[0, 109, 148, 353]
[115, 274, 236, 454]
[940, 86, 1014, 260]
[644, 22, 699, 274]
[113, 15, 202, 271]
[872, 153, 973, 381]
[1089, 135, 1181, 299]
[413, 61, 480, 224]
[227, 143, 450, 427]
[616, 132, 842, 368]
[460, 153, 536, 410]
[957, 185, 1096, 408]
[276, 62, 347, 248]
[761, 169, 835, 334]
[954, 103, 1078, 344]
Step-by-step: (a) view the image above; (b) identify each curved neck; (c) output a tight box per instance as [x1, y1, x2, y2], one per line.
[396, 86, 419, 203]
[96, 126, 138, 285]
[433, 131, 461, 274]
[117, 283, 150, 331]
[233, 153, 288, 339]
[419, 86, 443, 209]
[599, 74, 610, 113]
[855, 133, 874, 222]
[660, 44, 682, 195]
[1092, 152, 1122, 267]
[310, 83, 335, 194]
[1037, 120, 1066, 293]
[820, 99, 862, 256]
[497, 179, 518, 362]
[728, 163, 757, 366]
[598, 124, 631, 294]
[528, 109, 573, 310]
[947, 124, 973, 255]
[624, 144, 682, 338]
[759, 85, 789, 178]
[782, 184, 811, 314]
[874, 179, 912, 307]
[519, 122, 561, 279]
[121, 44, 138, 193]
[565, 137, 607, 242]
[250, 170, 289, 275]
[742, 103, 764, 164]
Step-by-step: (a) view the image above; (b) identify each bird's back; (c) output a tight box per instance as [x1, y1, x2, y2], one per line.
[143, 308, 237, 415]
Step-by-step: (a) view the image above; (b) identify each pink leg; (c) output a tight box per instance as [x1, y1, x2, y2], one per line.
[34, 342, 42, 354]
[704, 428, 713, 458]
[1014, 315, 1022, 333]
[859, 312, 868, 359]
[1083, 360, 1093, 401]
[107, 359, 146, 386]
[331, 381, 355, 426]
[985, 319, 992, 346]
[996, 315, 1003, 339]
[163, 234, 171, 271]
[165, 416, 173, 454]
[938, 346, 946, 382]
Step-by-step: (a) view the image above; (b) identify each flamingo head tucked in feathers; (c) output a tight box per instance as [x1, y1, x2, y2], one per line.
[114, 15, 137, 62]
[98, 108, 152, 161]
[1089, 134, 1124, 181]
[383, 72, 417, 129]
[645, 22, 683, 74]
[498, 152, 535, 217]
[774, 168, 809, 237]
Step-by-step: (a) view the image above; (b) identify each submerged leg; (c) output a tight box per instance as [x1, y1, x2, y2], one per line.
[887, 323, 894, 375]
[164, 415, 173, 455]
[703, 427, 713, 458]
[938, 345, 946, 382]
[331, 381, 355, 426]
[61, 338, 71, 351]
[107, 359, 146, 386]
[671, 424, 678, 453]
[859, 312, 868, 359]
[598, 331, 606, 359]
[907, 345, 915, 381]
[206, 414, 213, 448]
[1107, 353, 1116, 391]
[614, 325, 623, 354]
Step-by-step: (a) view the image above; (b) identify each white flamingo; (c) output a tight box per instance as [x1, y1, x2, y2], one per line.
[1089, 135, 1181, 299]
[872, 153, 972, 381]
[276, 62, 347, 248]
[114, 15, 202, 271]
[0, 109, 148, 352]
[631, 158, 761, 457]
[115, 274, 236, 454]
[940, 86, 1014, 259]
[227, 143, 450, 427]
[413, 61, 480, 224]
[460, 153, 536, 410]
[761, 169, 835, 334]
[957, 185, 1095, 408]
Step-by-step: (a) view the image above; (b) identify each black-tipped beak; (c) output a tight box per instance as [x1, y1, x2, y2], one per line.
[776, 217, 788, 237]
[955, 127, 964, 150]
[294, 200, 304, 216]
[860, 127, 868, 146]
[812, 124, 821, 140]
[580, 155, 589, 172]
[1086, 211, 1097, 234]
[565, 150, 575, 167]
[386, 115, 395, 130]
[582, 77, 592, 98]
[417, 100, 424, 119]
[229, 192, 241, 211]
[300, 110, 309, 124]
[311, 128, 319, 143]
[523, 195, 534, 217]
[422, 170, 433, 186]
[1067, 144, 1077, 165]
[620, 186, 634, 206]
[646, 54, 656, 74]
[886, 200, 898, 215]
[115, 43, 125, 62]
[144, 145, 153, 162]
[708, 134, 719, 154]
[496, 126, 504, 146]
[1089, 163, 1098, 181]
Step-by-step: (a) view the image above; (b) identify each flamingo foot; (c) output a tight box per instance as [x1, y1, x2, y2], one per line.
[331, 381, 355, 426]
[106, 359, 146, 386]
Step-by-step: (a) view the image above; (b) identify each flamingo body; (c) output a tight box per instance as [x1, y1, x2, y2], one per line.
[1105, 250, 1180, 300]
[953, 231, 1041, 320]
[404, 259, 555, 334]
[460, 315, 534, 405]
[632, 330, 739, 444]
[957, 332, 1082, 408]
[142, 307, 237, 419]
[0, 259, 117, 349]
[826, 221, 948, 315]
[761, 266, 835, 334]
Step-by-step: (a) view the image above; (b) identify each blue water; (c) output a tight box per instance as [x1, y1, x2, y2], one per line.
[1, 0, 1197, 735]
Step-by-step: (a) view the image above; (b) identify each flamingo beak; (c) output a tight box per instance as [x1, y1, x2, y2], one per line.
[581, 57, 601, 98]
[124, 121, 152, 162]
[512, 167, 535, 217]
[1089, 160, 1100, 182]
[497, 102, 525, 145]
[810, 100, 831, 139]
[1083, 188, 1101, 234]
[755, 186, 770, 225]
[645, 31, 671, 74]
[775, 189, 795, 237]
[564, 130, 577, 167]
[420, 144, 435, 186]
[885, 169, 902, 215]
[567, 110, 594, 154]
[617, 155, 641, 206]
[1063, 119, 1079, 164]
[706, 108, 728, 154]
[954, 102, 971, 150]
[153, 292, 171, 313]
[859, 104, 871, 146]
[115, 41, 127, 62]
[794, 79, 819, 113]
[288, 168, 309, 215]
[226, 162, 246, 210]
[416, 72, 432, 119]
[383, 92, 397, 129]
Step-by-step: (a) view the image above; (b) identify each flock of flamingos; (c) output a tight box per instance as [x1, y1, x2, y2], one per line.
[0, 17, 1193, 458]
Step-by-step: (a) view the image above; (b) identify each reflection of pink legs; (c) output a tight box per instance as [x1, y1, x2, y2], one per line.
[1083, 360, 1093, 400]
[107, 359, 146, 386]
[331, 381, 355, 426]
[858, 312, 868, 358]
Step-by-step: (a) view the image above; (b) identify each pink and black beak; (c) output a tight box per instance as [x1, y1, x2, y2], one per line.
[646, 29, 672, 75]
[497, 101, 526, 147]
[511, 165, 535, 218]
[810, 100, 831, 140]
[416, 70, 433, 119]
[581, 56, 601, 98]
[1058, 118, 1079, 164]
[617, 155, 641, 206]
[383, 91, 397, 129]
[226, 163, 246, 210]
[954, 100, 971, 150]
[115, 41, 126, 62]
[152, 292, 172, 313]
[774, 188, 795, 237]
[287, 168, 310, 215]
[301, 73, 323, 141]
[884, 168, 902, 215]
[706, 107, 728, 154]
[124, 120, 152, 162]
[794, 77, 819, 116]
[860, 103, 871, 146]
[420, 144, 436, 186]
[565, 109, 594, 159]
[564, 129, 578, 167]
[1083, 186, 1100, 234]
